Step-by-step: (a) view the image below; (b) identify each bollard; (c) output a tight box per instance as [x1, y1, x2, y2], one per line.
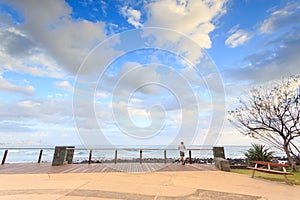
[88, 150, 92, 164]
[189, 150, 192, 164]
[114, 150, 117, 164]
[52, 146, 68, 166]
[1, 149, 8, 165]
[38, 149, 43, 163]
[140, 149, 142, 164]
[66, 146, 75, 164]
[213, 147, 225, 159]
[164, 150, 167, 164]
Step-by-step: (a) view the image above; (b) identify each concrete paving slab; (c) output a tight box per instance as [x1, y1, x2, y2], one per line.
[0, 171, 299, 200]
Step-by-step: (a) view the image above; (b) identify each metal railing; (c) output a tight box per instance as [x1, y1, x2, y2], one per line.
[0, 147, 214, 165]
[0, 147, 54, 165]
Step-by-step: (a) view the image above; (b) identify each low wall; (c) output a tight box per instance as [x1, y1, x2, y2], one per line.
[214, 157, 230, 172]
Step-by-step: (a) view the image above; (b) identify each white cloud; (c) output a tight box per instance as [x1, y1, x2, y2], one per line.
[95, 92, 108, 98]
[2, 0, 107, 75]
[225, 2, 300, 49]
[227, 6, 300, 83]
[2, 98, 73, 125]
[223, 2, 300, 85]
[0, 75, 35, 95]
[102, 62, 161, 97]
[144, 0, 227, 48]
[136, 0, 227, 64]
[120, 6, 143, 28]
[225, 29, 252, 48]
[227, 24, 240, 34]
[0, 24, 64, 78]
[54, 80, 73, 93]
[0, 97, 75, 145]
[44, 19, 107, 73]
[0, 51, 63, 79]
[259, 2, 300, 34]
[30, 132, 49, 138]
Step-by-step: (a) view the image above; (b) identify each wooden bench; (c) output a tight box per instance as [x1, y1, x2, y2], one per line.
[247, 161, 293, 184]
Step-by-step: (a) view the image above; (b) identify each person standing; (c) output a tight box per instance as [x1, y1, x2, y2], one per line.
[178, 141, 186, 165]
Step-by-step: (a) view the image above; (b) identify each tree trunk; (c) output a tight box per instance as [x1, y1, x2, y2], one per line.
[284, 144, 298, 172]
[289, 146, 300, 165]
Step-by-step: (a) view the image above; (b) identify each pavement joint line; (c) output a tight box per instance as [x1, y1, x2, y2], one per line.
[0, 188, 262, 199]
[57, 180, 91, 200]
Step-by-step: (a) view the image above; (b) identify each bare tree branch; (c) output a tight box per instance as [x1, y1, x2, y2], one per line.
[228, 75, 300, 171]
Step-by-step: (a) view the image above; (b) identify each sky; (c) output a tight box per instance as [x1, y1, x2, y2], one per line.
[0, 0, 300, 147]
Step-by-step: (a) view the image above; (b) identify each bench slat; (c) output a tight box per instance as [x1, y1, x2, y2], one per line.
[252, 161, 289, 167]
[247, 167, 293, 175]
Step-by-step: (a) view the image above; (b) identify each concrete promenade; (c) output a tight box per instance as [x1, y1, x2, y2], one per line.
[0, 167, 299, 199]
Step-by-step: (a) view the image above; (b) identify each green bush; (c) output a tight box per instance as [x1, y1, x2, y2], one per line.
[245, 144, 274, 164]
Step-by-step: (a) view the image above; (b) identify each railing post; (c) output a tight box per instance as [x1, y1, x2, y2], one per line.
[38, 149, 43, 163]
[140, 149, 142, 164]
[88, 150, 92, 164]
[189, 150, 192, 164]
[114, 149, 117, 164]
[1, 149, 8, 165]
[164, 150, 167, 164]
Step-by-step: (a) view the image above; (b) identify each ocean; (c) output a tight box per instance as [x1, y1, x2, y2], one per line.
[0, 145, 287, 164]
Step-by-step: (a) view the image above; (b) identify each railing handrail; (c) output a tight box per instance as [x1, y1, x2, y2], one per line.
[0, 147, 54, 150]
[0, 147, 213, 151]
[73, 148, 213, 151]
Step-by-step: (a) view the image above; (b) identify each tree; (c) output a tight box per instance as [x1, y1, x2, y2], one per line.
[244, 144, 274, 164]
[228, 76, 300, 172]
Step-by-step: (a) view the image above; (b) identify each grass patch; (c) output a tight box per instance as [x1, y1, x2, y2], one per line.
[231, 166, 300, 185]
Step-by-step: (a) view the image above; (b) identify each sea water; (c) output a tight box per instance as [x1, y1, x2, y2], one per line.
[0, 145, 286, 164]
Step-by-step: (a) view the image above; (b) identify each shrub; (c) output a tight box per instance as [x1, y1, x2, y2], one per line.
[245, 144, 274, 164]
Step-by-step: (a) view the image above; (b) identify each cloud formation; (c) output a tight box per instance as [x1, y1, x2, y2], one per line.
[0, 75, 34, 95]
[225, 29, 252, 48]
[1, 0, 107, 75]
[225, 2, 300, 84]
[240, 27, 300, 82]
[54, 80, 74, 93]
[259, 2, 300, 34]
[144, 0, 227, 48]
[120, 6, 143, 28]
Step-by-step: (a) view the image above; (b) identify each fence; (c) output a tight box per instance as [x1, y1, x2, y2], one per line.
[0, 147, 216, 165]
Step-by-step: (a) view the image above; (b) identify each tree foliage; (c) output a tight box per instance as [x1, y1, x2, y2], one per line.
[229, 75, 300, 171]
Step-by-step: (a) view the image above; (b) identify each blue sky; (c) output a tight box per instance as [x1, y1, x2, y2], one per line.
[0, 0, 299, 147]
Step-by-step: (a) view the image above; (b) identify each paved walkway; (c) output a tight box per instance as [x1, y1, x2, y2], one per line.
[0, 163, 218, 174]
[0, 170, 299, 200]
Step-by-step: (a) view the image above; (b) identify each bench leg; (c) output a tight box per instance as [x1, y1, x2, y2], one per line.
[251, 170, 255, 178]
[283, 174, 291, 185]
